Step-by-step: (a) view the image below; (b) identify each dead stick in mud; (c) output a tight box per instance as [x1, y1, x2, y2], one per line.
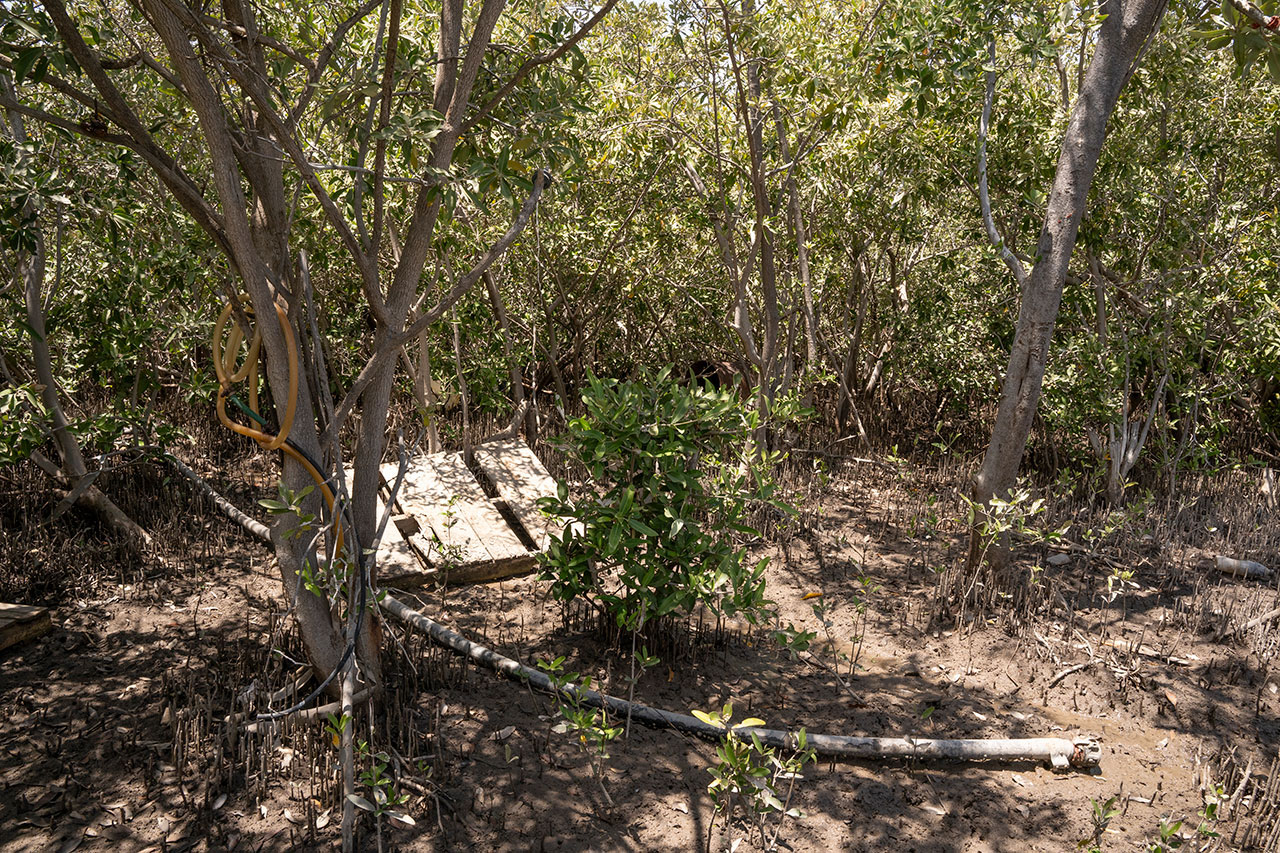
[1067, 638, 1191, 666]
[380, 593, 1102, 772]
[237, 688, 376, 736]
[1241, 605, 1280, 633]
[1048, 660, 1095, 688]
[1218, 603, 1280, 642]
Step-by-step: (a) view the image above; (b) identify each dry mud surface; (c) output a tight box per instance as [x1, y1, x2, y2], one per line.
[2, 458, 1279, 852]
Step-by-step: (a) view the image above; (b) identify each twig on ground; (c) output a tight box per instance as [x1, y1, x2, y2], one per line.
[1048, 660, 1095, 688]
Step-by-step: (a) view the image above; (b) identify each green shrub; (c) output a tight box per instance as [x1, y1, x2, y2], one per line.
[539, 367, 783, 631]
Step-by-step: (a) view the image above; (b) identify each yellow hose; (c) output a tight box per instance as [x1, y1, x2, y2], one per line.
[212, 295, 344, 557]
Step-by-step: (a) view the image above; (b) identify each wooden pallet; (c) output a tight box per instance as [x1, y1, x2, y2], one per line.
[372, 440, 561, 587]
[0, 603, 51, 652]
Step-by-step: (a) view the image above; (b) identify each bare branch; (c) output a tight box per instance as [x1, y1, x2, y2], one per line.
[978, 37, 1028, 289]
[327, 169, 549, 441]
[433, 0, 463, 114]
[1227, 0, 1276, 29]
[462, 0, 621, 134]
[210, 47, 385, 318]
[370, 0, 404, 258]
[444, 0, 508, 136]
[0, 90, 127, 146]
[196, 11, 316, 70]
[383, 0, 507, 315]
[41, 0, 230, 254]
[288, 0, 384, 128]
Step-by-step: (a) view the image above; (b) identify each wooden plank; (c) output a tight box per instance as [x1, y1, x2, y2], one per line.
[381, 453, 538, 585]
[0, 603, 51, 652]
[372, 509, 432, 587]
[380, 458, 490, 569]
[380, 451, 541, 583]
[344, 468, 431, 588]
[0, 603, 47, 619]
[474, 439, 564, 551]
[423, 453, 528, 565]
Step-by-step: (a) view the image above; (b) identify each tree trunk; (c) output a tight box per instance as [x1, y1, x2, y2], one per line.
[484, 269, 535, 439]
[968, 0, 1168, 579]
[141, 0, 372, 689]
[2, 72, 149, 546]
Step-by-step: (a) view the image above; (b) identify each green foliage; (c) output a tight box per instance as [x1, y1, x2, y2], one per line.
[324, 713, 415, 829]
[1143, 782, 1224, 852]
[0, 383, 47, 465]
[1196, 0, 1280, 82]
[537, 655, 622, 801]
[350, 740, 414, 827]
[539, 368, 783, 630]
[258, 483, 349, 603]
[1079, 795, 1120, 853]
[697, 703, 815, 847]
[2, 0, 1280, 569]
[1146, 817, 1185, 852]
[963, 484, 1066, 576]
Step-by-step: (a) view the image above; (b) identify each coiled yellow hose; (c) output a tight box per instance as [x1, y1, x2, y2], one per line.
[212, 295, 343, 555]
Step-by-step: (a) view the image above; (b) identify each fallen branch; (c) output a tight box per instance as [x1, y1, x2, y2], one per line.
[29, 449, 153, 546]
[238, 687, 376, 736]
[1217, 603, 1280, 642]
[1048, 660, 1095, 688]
[380, 594, 1101, 771]
[1043, 630, 1192, 666]
[178, 469, 1104, 773]
[1215, 555, 1272, 581]
[1069, 638, 1192, 666]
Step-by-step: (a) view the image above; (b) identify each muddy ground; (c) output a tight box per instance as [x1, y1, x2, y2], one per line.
[3, 451, 1280, 852]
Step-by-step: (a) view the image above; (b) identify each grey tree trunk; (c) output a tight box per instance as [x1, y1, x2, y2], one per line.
[969, 0, 1168, 577]
[2, 72, 150, 545]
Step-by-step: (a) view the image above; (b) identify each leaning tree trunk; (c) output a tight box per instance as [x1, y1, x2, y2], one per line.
[968, 0, 1168, 582]
[1, 72, 151, 546]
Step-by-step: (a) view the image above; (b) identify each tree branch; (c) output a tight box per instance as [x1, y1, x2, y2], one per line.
[327, 169, 549, 442]
[212, 49, 385, 319]
[370, 0, 403, 259]
[288, 0, 384, 128]
[196, 11, 316, 70]
[1227, 0, 1276, 30]
[462, 0, 621, 134]
[41, 0, 231, 256]
[978, 37, 1028, 289]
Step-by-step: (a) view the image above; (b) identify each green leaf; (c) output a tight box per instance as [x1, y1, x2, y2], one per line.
[13, 46, 42, 83]
[628, 518, 658, 537]
[692, 709, 726, 729]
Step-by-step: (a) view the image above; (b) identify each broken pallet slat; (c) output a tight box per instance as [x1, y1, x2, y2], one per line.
[381, 455, 534, 583]
[371, 497, 432, 588]
[345, 468, 431, 587]
[368, 442, 567, 585]
[473, 438, 563, 551]
[423, 453, 528, 562]
[382, 458, 489, 568]
[0, 602, 51, 652]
